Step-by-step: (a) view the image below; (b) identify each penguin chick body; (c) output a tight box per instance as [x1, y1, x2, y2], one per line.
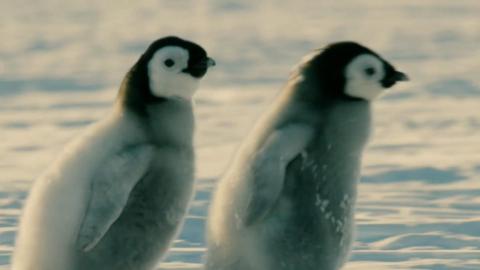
[12, 36, 215, 270]
[206, 42, 407, 270]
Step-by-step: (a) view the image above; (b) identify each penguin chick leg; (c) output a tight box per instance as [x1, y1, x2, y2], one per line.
[77, 145, 155, 252]
[244, 124, 313, 226]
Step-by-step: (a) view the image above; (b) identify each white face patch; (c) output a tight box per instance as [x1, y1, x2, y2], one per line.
[344, 54, 385, 101]
[148, 46, 200, 99]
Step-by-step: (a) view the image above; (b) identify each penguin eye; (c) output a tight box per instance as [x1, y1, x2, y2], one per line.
[364, 67, 375, 76]
[164, 59, 175, 68]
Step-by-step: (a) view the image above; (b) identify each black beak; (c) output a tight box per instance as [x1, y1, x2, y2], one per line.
[392, 71, 409, 82]
[183, 57, 216, 78]
[381, 70, 409, 88]
[203, 57, 216, 68]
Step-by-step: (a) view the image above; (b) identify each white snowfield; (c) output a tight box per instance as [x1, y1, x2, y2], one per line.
[1, 0, 479, 269]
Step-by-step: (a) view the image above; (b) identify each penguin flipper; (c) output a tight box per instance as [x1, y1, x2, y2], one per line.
[244, 124, 313, 226]
[77, 145, 155, 252]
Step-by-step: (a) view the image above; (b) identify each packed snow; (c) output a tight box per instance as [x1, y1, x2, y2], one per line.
[1, 0, 479, 269]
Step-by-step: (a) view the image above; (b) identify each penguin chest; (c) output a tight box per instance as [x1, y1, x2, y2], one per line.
[124, 151, 194, 228]
[267, 149, 359, 268]
[82, 147, 195, 268]
[284, 148, 358, 233]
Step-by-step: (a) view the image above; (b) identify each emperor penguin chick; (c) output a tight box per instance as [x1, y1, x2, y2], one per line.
[206, 42, 408, 270]
[12, 36, 215, 270]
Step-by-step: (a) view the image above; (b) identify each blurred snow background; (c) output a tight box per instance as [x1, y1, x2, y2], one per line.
[1, 0, 479, 269]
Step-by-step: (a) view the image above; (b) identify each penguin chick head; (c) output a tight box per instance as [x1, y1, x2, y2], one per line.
[146, 37, 215, 100]
[305, 41, 408, 101]
[125, 36, 215, 103]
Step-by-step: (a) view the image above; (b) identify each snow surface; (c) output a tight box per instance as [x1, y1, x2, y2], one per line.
[1, 0, 479, 269]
